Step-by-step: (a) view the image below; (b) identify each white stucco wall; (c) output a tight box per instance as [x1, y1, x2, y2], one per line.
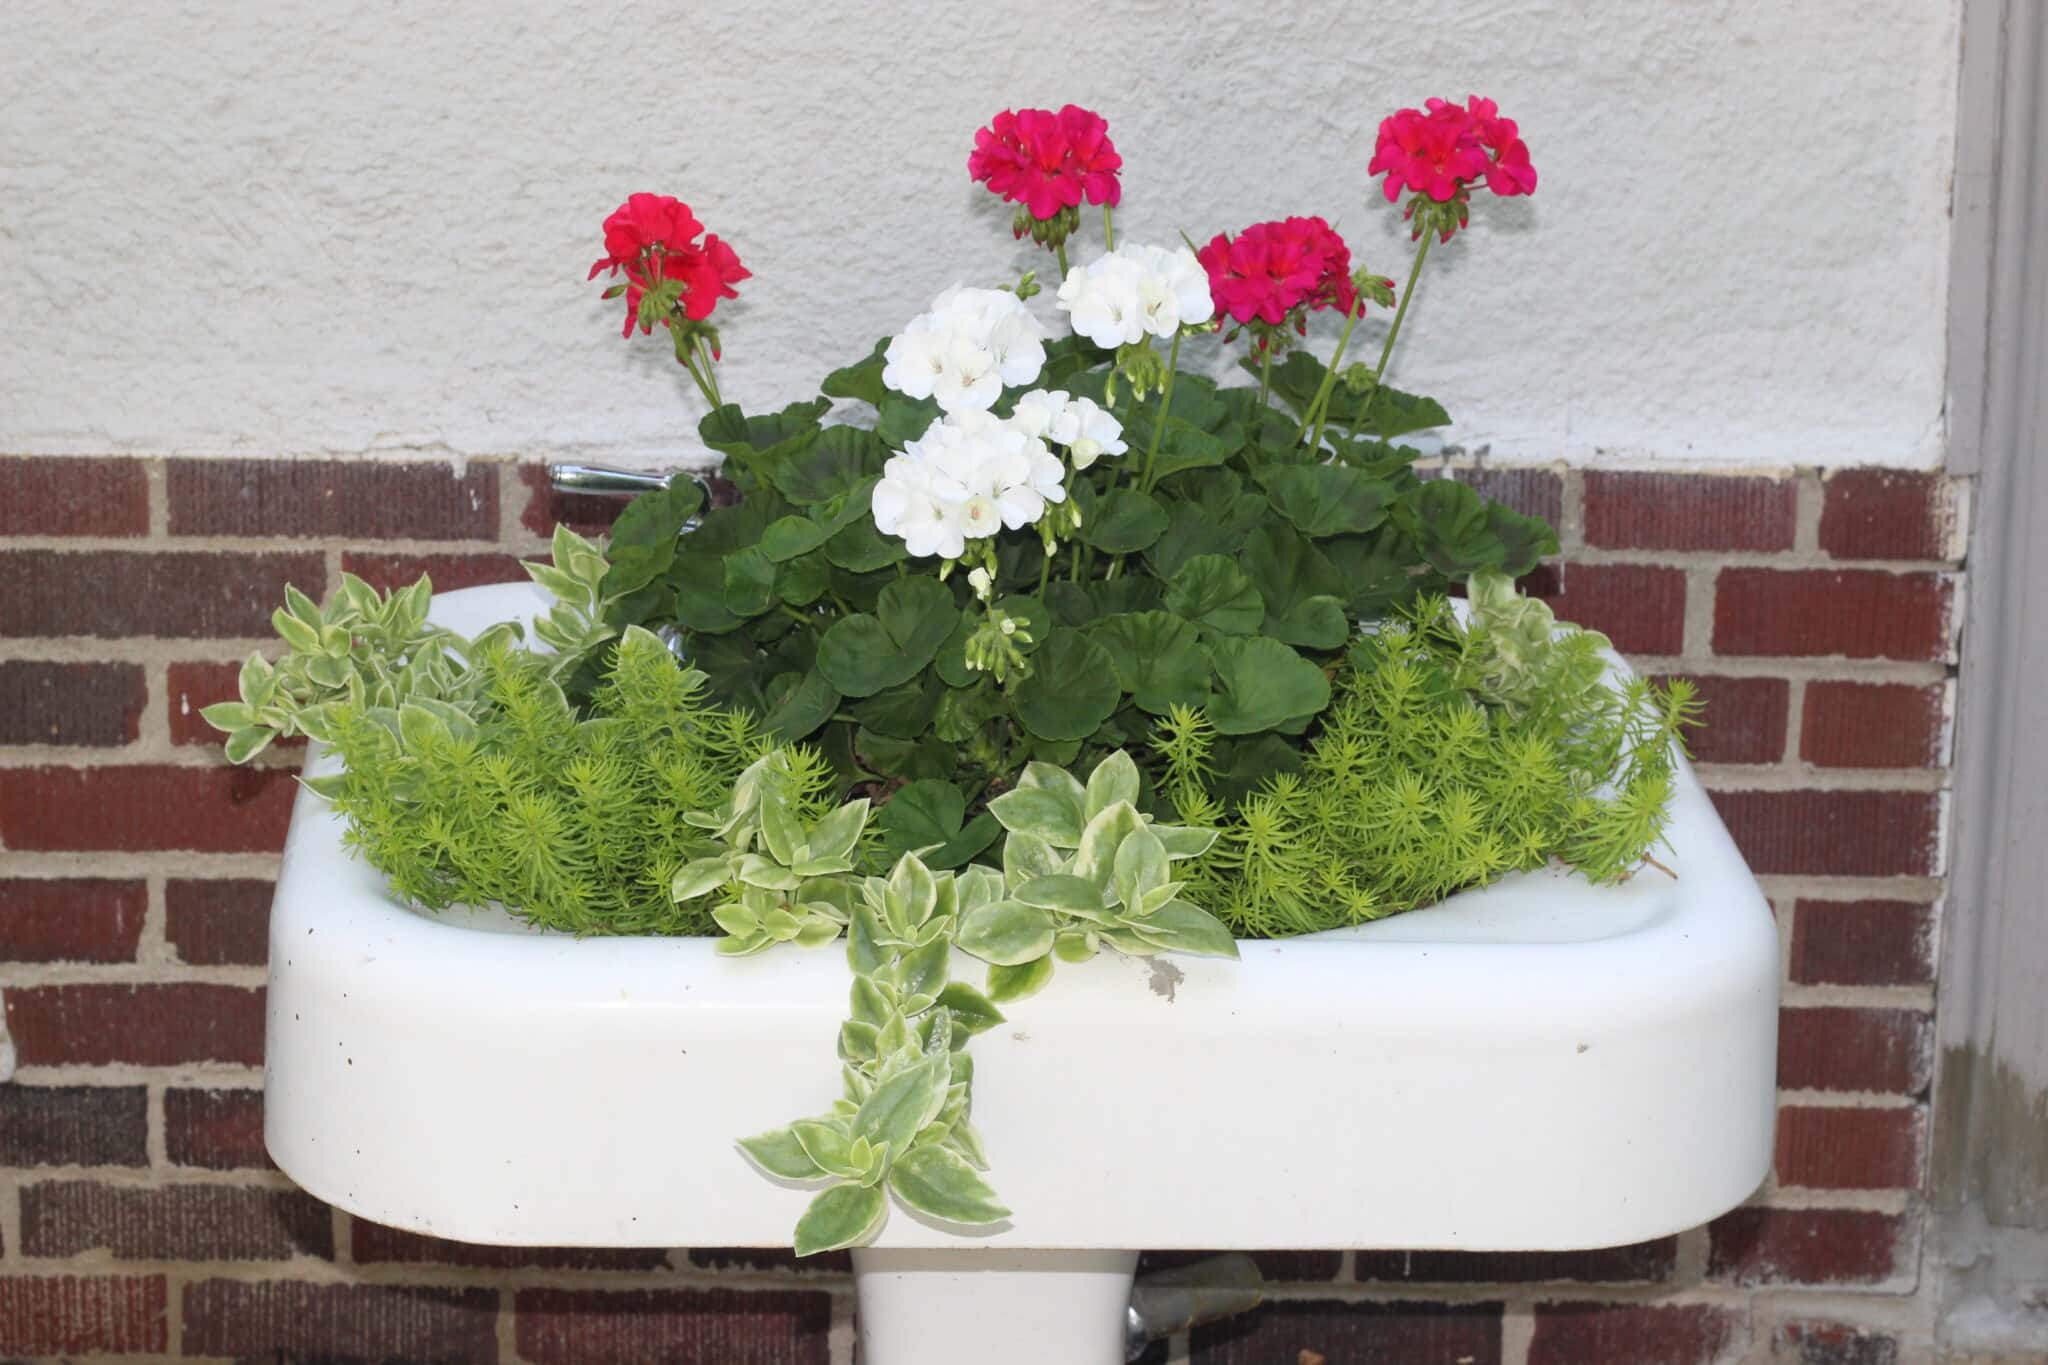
[0, 1, 1958, 470]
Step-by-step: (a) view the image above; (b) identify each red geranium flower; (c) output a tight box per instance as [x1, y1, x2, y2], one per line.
[1198, 217, 1358, 338]
[1368, 96, 1537, 205]
[968, 104, 1122, 222]
[588, 192, 749, 339]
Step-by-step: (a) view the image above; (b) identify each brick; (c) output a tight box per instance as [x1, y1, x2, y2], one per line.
[1658, 674, 1788, 765]
[183, 1279, 499, 1362]
[0, 763, 296, 852]
[1354, 1238, 1677, 1284]
[1585, 470, 1797, 552]
[0, 456, 150, 537]
[165, 1087, 274, 1169]
[167, 457, 499, 539]
[520, 462, 630, 539]
[1708, 1207, 1910, 1286]
[0, 548, 325, 638]
[1820, 470, 1953, 562]
[1529, 1302, 1746, 1365]
[352, 1218, 669, 1270]
[516, 1287, 831, 1365]
[1802, 681, 1945, 768]
[0, 1275, 167, 1355]
[1536, 562, 1688, 655]
[1434, 466, 1566, 526]
[1776, 1104, 1923, 1190]
[1790, 899, 1935, 987]
[343, 549, 532, 594]
[5, 984, 265, 1066]
[0, 1086, 148, 1166]
[1139, 1249, 1342, 1282]
[1779, 1006, 1933, 1094]
[0, 660, 145, 745]
[23, 1181, 333, 1260]
[166, 659, 302, 749]
[165, 877, 272, 965]
[1774, 1319, 1901, 1364]
[1709, 788, 1939, 878]
[1713, 568, 1952, 661]
[687, 1245, 853, 1274]
[0, 877, 146, 962]
[1191, 1299, 1503, 1364]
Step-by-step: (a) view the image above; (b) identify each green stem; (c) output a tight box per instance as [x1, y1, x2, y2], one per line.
[1037, 547, 1052, 596]
[1357, 231, 1434, 427]
[1256, 345, 1274, 411]
[679, 348, 719, 410]
[1102, 203, 1115, 250]
[1299, 304, 1363, 452]
[1055, 241, 1070, 279]
[695, 336, 725, 408]
[1137, 331, 1183, 494]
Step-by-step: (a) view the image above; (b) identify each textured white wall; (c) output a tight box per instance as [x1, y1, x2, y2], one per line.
[1, 1, 1958, 470]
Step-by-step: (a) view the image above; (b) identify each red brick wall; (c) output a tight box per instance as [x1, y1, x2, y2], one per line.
[0, 455, 1963, 1363]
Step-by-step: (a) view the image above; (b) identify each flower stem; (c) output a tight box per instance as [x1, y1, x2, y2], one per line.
[1038, 547, 1052, 596]
[1256, 345, 1274, 411]
[1298, 302, 1363, 451]
[695, 336, 725, 408]
[1356, 231, 1434, 427]
[1055, 241, 1070, 279]
[1138, 331, 1183, 493]
[679, 347, 719, 410]
[1102, 203, 1115, 250]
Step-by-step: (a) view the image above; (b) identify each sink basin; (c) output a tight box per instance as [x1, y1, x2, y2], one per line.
[264, 581, 1778, 1363]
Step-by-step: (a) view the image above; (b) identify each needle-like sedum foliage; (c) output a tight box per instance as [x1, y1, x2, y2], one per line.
[1155, 572, 1700, 937]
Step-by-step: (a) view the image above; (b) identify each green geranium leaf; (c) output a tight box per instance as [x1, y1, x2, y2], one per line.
[1143, 502, 1239, 579]
[762, 669, 839, 742]
[1343, 384, 1452, 440]
[877, 779, 1002, 870]
[600, 479, 703, 595]
[773, 425, 889, 506]
[821, 338, 890, 406]
[672, 549, 745, 634]
[851, 677, 939, 740]
[1264, 594, 1352, 650]
[759, 515, 831, 563]
[1260, 464, 1394, 538]
[817, 578, 960, 697]
[1075, 487, 1169, 554]
[793, 1183, 888, 1256]
[888, 1144, 1011, 1225]
[985, 955, 1055, 1003]
[722, 546, 778, 618]
[1010, 628, 1120, 741]
[1402, 480, 1560, 577]
[823, 515, 908, 573]
[877, 392, 942, 447]
[954, 900, 1057, 966]
[1092, 610, 1211, 714]
[1205, 636, 1331, 735]
[1145, 418, 1235, 483]
[1241, 523, 1346, 629]
[1164, 556, 1264, 636]
[699, 397, 832, 461]
[1319, 533, 1421, 617]
[738, 1125, 825, 1180]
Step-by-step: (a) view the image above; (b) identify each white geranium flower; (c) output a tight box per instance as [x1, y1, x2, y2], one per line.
[881, 286, 1049, 415]
[1057, 242, 1214, 347]
[871, 411, 1067, 558]
[1003, 388, 1126, 471]
[871, 452, 964, 560]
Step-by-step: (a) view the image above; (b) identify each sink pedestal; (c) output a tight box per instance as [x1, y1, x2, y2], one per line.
[852, 1249, 1137, 1365]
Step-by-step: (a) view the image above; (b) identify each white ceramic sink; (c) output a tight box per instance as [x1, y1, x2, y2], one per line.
[264, 582, 1778, 1363]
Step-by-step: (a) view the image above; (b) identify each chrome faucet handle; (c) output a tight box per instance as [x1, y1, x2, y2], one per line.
[546, 463, 679, 496]
[1126, 1253, 1265, 1358]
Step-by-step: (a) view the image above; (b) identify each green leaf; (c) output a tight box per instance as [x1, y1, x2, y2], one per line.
[1012, 874, 1105, 913]
[823, 515, 909, 573]
[1204, 636, 1331, 735]
[762, 670, 840, 742]
[1143, 502, 1239, 579]
[223, 726, 275, 764]
[954, 900, 1056, 966]
[877, 780, 1002, 870]
[1164, 556, 1264, 636]
[1124, 899, 1241, 958]
[1403, 480, 1560, 577]
[1091, 611, 1211, 714]
[1011, 628, 1120, 741]
[1071, 800, 1143, 889]
[851, 677, 939, 740]
[1075, 487, 1169, 554]
[987, 762, 1088, 846]
[808, 798, 871, 862]
[821, 338, 891, 406]
[772, 425, 889, 506]
[760, 516, 831, 563]
[877, 392, 942, 447]
[817, 578, 959, 697]
[699, 397, 832, 462]
[1260, 465, 1393, 538]
[1345, 384, 1452, 440]
[793, 1183, 888, 1256]
[1264, 594, 1351, 651]
[601, 480, 704, 595]
[1085, 749, 1141, 817]
[722, 546, 778, 618]
[897, 934, 952, 1006]
[200, 701, 255, 733]
[888, 1144, 1011, 1225]
[1241, 523, 1346, 636]
[792, 1118, 857, 1175]
[985, 956, 1055, 1003]
[738, 1126, 825, 1180]
[1144, 418, 1236, 483]
[936, 982, 1005, 1035]
[1111, 826, 1168, 911]
[854, 1052, 949, 1156]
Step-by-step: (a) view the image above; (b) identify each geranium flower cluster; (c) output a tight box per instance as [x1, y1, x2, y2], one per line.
[969, 105, 1122, 237]
[1369, 96, 1537, 234]
[1056, 242, 1214, 350]
[871, 409, 1071, 561]
[880, 287, 1050, 416]
[1197, 216, 1361, 351]
[1009, 388, 1126, 470]
[588, 193, 748, 342]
